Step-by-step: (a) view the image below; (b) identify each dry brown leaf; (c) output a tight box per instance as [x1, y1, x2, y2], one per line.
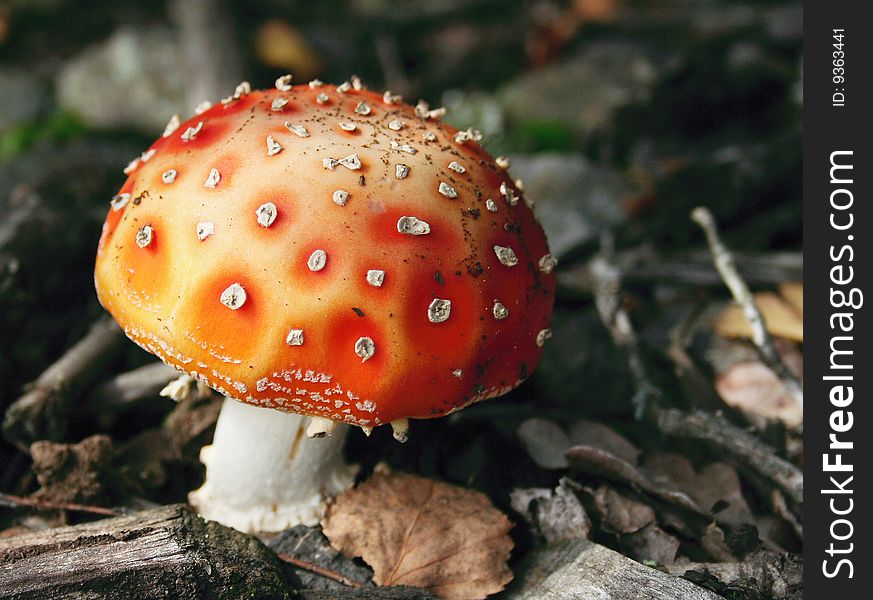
[624, 523, 680, 565]
[589, 485, 655, 534]
[715, 361, 803, 428]
[714, 288, 803, 342]
[644, 454, 754, 528]
[569, 420, 640, 465]
[322, 471, 513, 600]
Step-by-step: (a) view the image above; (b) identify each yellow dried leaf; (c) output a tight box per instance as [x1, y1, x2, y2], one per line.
[322, 471, 513, 600]
[779, 282, 803, 316]
[254, 19, 323, 79]
[714, 290, 803, 342]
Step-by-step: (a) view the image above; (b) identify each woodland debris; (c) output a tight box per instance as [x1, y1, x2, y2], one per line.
[568, 419, 640, 464]
[516, 418, 570, 469]
[510, 478, 591, 543]
[691, 207, 803, 406]
[715, 361, 803, 429]
[3, 318, 126, 452]
[623, 522, 680, 565]
[30, 434, 119, 507]
[779, 282, 803, 315]
[643, 454, 754, 529]
[590, 252, 661, 417]
[508, 539, 724, 600]
[322, 471, 513, 600]
[714, 289, 803, 343]
[587, 484, 655, 534]
[267, 525, 374, 590]
[566, 444, 705, 517]
[0, 504, 292, 599]
[90, 361, 179, 421]
[586, 237, 803, 519]
[627, 250, 800, 288]
[560, 249, 803, 297]
[650, 407, 803, 509]
[667, 550, 803, 600]
[297, 588, 439, 600]
[0, 492, 118, 517]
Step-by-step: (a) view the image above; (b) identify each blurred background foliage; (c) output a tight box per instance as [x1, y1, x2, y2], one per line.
[1, 0, 801, 477]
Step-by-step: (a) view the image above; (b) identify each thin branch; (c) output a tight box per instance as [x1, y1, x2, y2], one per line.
[586, 235, 803, 515]
[589, 252, 660, 419]
[89, 361, 179, 421]
[0, 492, 119, 517]
[2, 318, 126, 452]
[691, 207, 803, 406]
[275, 552, 365, 588]
[558, 249, 802, 298]
[651, 407, 803, 508]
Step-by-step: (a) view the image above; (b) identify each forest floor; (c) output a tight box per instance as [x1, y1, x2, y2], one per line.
[1, 1, 802, 598]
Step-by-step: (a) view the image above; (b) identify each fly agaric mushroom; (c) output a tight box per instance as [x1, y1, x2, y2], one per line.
[94, 77, 555, 533]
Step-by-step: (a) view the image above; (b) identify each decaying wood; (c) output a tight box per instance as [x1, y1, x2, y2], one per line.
[0, 504, 291, 599]
[666, 550, 803, 600]
[508, 539, 724, 600]
[2, 318, 126, 451]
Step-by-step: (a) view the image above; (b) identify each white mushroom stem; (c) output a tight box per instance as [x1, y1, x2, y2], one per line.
[189, 397, 356, 533]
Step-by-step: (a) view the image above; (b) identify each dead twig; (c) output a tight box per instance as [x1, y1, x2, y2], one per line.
[565, 445, 705, 517]
[586, 235, 803, 516]
[589, 249, 660, 419]
[691, 207, 803, 407]
[89, 361, 179, 425]
[558, 249, 802, 298]
[651, 407, 803, 509]
[276, 552, 365, 588]
[0, 492, 119, 517]
[2, 318, 126, 452]
[666, 302, 726, 411]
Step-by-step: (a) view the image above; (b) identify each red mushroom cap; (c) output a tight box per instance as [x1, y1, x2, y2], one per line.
[94, 79, 555, 429]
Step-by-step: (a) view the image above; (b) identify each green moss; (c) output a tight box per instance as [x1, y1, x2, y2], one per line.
[0, 112, 88, 160]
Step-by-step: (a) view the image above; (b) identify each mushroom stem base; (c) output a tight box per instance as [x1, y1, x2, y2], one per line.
[189, 397, 355, 533]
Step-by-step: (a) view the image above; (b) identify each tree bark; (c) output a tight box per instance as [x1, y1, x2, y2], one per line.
[0, 504, 291, 599]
